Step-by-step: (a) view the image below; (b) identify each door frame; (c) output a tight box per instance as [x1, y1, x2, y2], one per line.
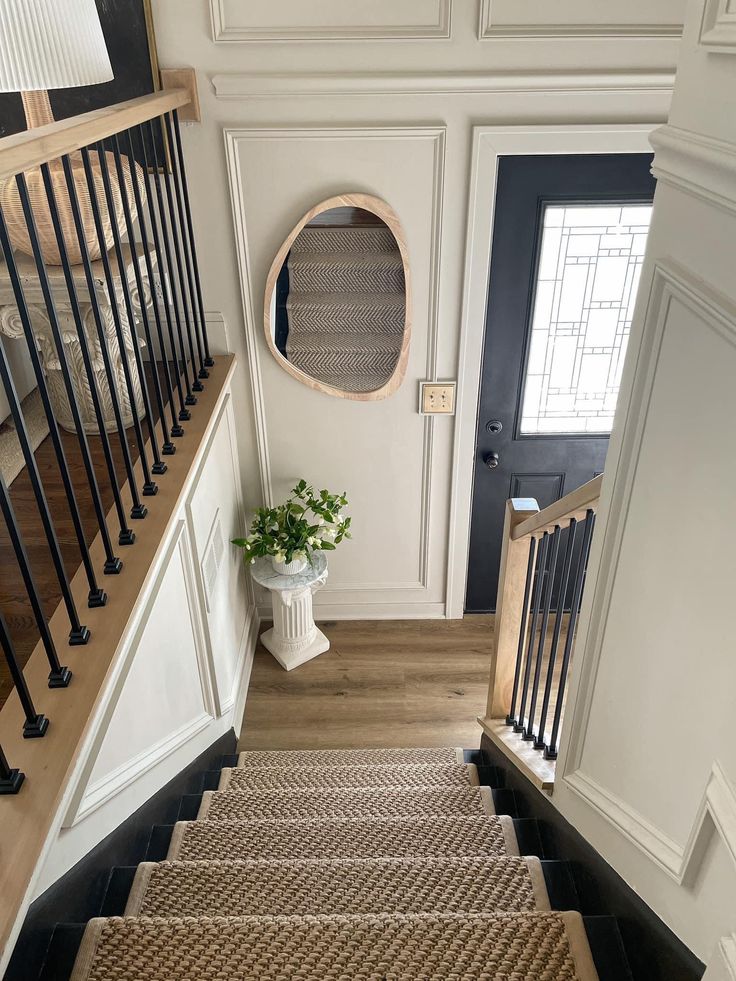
[446, 124, 661, 618]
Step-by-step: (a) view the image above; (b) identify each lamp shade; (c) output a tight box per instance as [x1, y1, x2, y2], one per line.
[0, 0, 113, 93]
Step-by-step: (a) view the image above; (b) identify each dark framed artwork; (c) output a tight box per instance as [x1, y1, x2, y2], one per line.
[0, 0, 163, 160]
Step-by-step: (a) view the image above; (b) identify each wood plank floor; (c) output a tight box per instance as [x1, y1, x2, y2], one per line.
[238, 617, 495, 751]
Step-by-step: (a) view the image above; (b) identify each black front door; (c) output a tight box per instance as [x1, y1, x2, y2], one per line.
[466, 154, 655, 613]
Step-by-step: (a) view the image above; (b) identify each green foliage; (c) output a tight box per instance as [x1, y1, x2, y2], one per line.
[232, 480, 351, 565]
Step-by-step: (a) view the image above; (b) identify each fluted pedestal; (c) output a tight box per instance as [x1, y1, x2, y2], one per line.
[251, 552, 329, 671]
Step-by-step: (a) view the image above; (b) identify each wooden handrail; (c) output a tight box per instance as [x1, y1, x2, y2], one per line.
[0, 90, 190, 182]
[511, 474, 603, 541]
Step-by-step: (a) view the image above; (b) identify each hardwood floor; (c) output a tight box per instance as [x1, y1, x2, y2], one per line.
[238, 617, 495, 751]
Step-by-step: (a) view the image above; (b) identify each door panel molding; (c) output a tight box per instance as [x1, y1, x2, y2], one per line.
[478, 0, 685, 38]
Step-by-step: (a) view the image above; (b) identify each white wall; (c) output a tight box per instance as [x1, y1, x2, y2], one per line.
[151, 0, 679, 618]
[31, 377, 257, 898]
[555, 0, 736, 971]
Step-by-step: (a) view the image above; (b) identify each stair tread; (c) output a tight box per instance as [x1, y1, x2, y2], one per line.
[70, 911, 599, 981]
[236, 746, 464, 769]
[125, 855, 550, 918]
[198, 786, 495, 822]
[286, 331, 404, 351]
[218, 762, 479, 792]
[287, 290, 406, 308]
[289, 251, 402, 268]
[290, 227, 398, 253]
[168, 814, 519, 862]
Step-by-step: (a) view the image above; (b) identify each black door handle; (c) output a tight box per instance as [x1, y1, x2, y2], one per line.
[483, 451, 500, 470]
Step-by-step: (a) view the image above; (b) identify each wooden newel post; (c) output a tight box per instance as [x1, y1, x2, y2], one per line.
[486, 497, 540, 720]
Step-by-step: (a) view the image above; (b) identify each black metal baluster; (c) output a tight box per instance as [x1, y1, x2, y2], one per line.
[43, 161, 130, 556]
[0, 474, 71, 687]
[524, 525, 561, 742]
[62, 153, 145, 532]
[514, 532, 549, 735]
[18, 170, 116, 600]
[165, 111, 206, 379]
[506, 537, 537, 727]
[170, 109, 214, 370]
[146, 121, 194, 416]
[0, 742, 24, 794]
[535, 520, 578, 751]
[0, 612, 48, 738]
[0, 212, 89, 645]
[140, 121, 188, 427]
[153, 123, 200, 400]
[111, 134, 171, 467]
[94, 143, 161, 490]
[125, 128, 179, 450]
[80, 146, 153, 513]
[545, 511, 596, 761]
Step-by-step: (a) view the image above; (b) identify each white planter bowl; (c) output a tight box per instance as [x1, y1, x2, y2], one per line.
[271, 555, 307, 576]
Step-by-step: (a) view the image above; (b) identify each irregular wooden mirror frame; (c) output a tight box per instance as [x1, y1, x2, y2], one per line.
[263, 192, 412, 401]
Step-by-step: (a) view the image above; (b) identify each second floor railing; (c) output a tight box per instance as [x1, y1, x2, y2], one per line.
[0, 88, 213, 793]
[480, 475, 602, 790]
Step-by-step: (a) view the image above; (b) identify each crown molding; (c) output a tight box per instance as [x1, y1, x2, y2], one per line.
[211, 69, 675, 100]
[651, 124, 736, 216]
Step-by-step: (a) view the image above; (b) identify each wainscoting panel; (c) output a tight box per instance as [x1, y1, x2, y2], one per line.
[225, 127, 447, 613]
[699, 0, 736, 50]
[478, 0, 685, 38]
[211, 0, 452, 41]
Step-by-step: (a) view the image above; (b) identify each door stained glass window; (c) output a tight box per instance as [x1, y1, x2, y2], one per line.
[519, 203, 652, 435]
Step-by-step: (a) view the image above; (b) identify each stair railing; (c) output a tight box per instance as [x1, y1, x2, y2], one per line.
[480, 475, 602, 790]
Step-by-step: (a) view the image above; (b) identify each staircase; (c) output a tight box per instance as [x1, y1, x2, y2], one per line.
[39, 746, 634, 980]
[284, 226, 406, 393]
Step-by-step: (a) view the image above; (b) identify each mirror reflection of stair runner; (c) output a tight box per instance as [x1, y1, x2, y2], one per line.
[285, 227, 406, 393]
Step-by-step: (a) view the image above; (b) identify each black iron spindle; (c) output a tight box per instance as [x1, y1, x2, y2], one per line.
[165, 111, 206, 379]
[0, 473, 71, 687]
[94, 143, 161, 489]
[524, 525, 561, 742]
[0, 211, 89, 645]
[514, 531, 549, 735]
[79, 146, 153, 512]
[545, 511, 596, 760]
[0, 612, 48, 738]
[506, 537, 537, 727]
[171, 109, 214, 370]
[111, 134, 171, 466]
[153, 122, 200, 399]
[146, 120, 194, 416]
[0, 742, 24, 795]
[43, 161, 131, 555]
[63, 153, 146, 528]
[17, 171, 114, 602]
[535, 520, 578, 751]
[125, 128, 179, 448]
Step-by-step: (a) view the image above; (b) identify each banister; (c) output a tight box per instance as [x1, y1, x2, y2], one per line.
[511, 474, 603, 541]
[0, 90, 190, 182]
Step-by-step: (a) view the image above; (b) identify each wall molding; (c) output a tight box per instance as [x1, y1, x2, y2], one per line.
[699, 0, 736, 51]
[478, 0, 683, 38]
[211, 69, 675, 101]
[224, 126, 445, 597]
[445, 123, 658, 617]
[210, 0, 452, 41]
[651, 124, 736, 216]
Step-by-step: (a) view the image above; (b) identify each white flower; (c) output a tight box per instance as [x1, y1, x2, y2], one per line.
[275, 551, 286, 563]
[294, 550, 305, 561]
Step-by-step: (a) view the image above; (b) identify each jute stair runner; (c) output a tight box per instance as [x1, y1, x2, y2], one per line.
[70, 747, 601, 980]
[284, 225, 406, 393]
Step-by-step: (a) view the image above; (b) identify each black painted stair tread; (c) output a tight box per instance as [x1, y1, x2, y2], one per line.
[124, 856, 550, 918]
[167, 814, 520, 862]
[71, 911, 600, 981]
[218, 761, 480, 792]
[236, 746, 464, 768]
[196, 785, 496, 822]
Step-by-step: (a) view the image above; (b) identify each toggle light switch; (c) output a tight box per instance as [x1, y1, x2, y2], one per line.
[419, 382, 456, 415]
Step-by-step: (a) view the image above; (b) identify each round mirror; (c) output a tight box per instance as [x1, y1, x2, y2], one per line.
[264, 193, 411, 400]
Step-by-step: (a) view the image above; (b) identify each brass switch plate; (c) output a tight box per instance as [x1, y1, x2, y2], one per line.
[419, 382, 456, 415]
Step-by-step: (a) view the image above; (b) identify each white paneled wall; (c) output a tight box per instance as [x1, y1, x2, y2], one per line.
[34, 383, 256, 896]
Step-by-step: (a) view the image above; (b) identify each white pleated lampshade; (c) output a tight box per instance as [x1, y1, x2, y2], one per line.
[0, 0, 113, 93]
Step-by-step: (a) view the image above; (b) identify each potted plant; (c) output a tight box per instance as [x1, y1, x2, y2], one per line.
[232, 479, 351, 575]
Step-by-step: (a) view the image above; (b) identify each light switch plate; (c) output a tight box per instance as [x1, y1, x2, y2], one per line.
[419, 381, 456, 415]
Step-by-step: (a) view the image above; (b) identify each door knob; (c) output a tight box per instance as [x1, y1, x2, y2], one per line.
[483, 451, 500, 470]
